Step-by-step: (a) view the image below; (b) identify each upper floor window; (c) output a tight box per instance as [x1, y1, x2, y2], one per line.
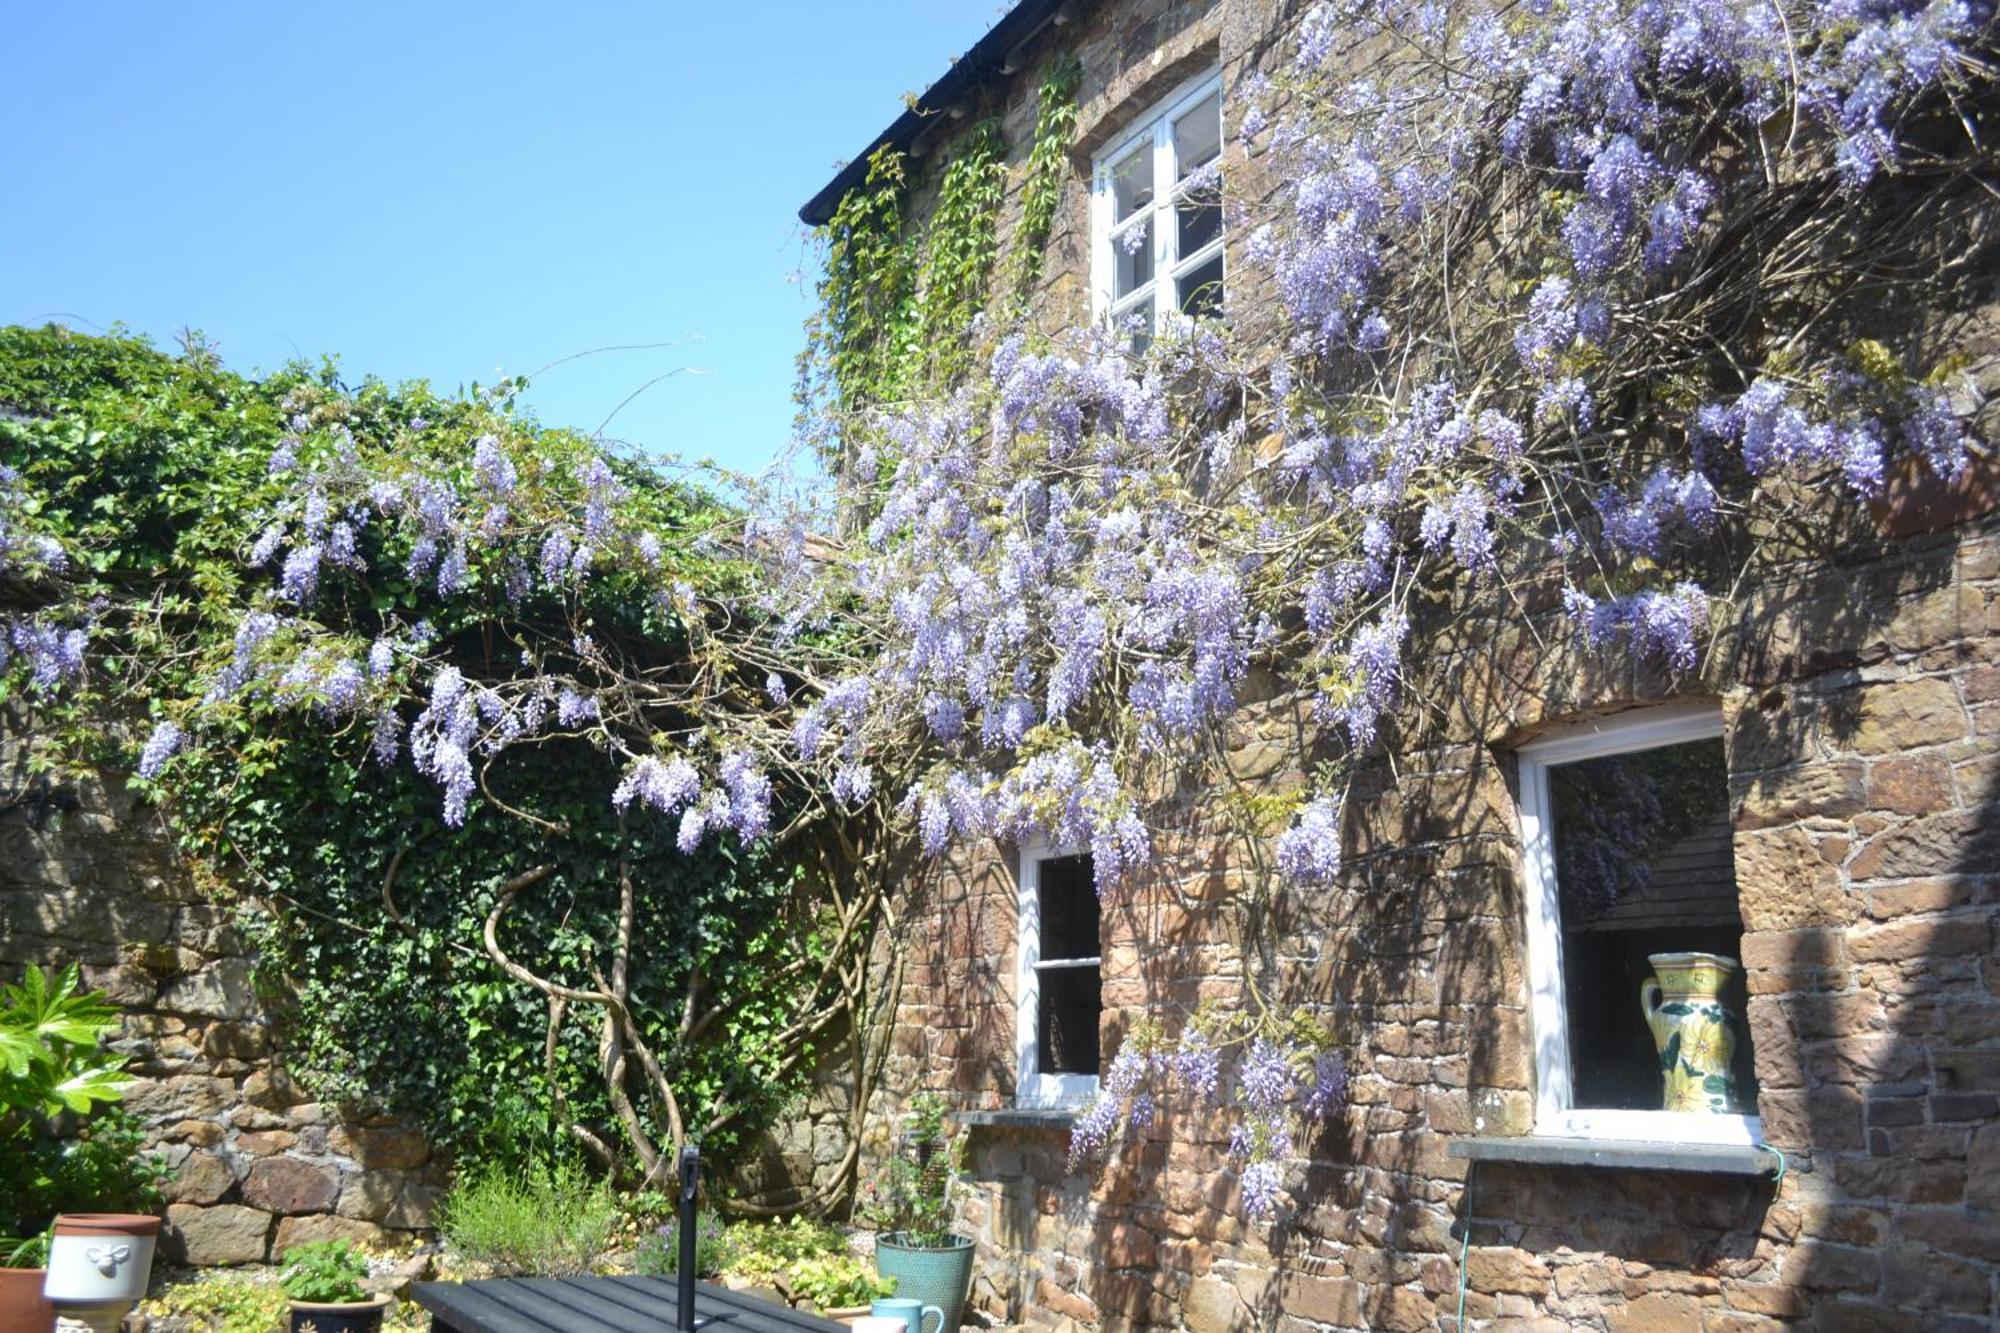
[1091, 70, 1224, 352]
[1516, 703, 1762, 1146]
[1015, 847, 1101, 1109]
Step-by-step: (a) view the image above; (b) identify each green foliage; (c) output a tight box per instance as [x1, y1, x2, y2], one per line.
[439, 1163, 618, 1277]
[137, 1275, 290, 1333]
[0, 964, 128, 1117]
[277, 1240, 371, 1304]
[787, 1254, 895, 1310]
[1008, 58, 1082, 308]
[912, 121, 1008, 384]
[861, 1093, 964, 1247]
[716, 1216, 848, 1285]
[0, 328, 826, 1184]
[631, 1209, 734, 1278]
[0, 964, 162, 1239]
[812, 147, 922, 411]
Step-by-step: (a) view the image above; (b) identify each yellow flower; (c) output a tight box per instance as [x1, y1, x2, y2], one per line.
[1663, 1062, 1710, 1113]
[1680, 1017, 1732, 1076]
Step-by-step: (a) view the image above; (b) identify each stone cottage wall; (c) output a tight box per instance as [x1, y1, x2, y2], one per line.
[800, 0, 2000, 1327]
[884, 515, 2000, 1332]
[0, 720, 442, 1265]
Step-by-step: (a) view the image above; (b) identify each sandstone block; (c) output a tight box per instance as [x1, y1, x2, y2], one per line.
[1182, 1275, 1241, 1333]
[1464, 1246, 1551, 1296]
[157, 956, 257, 1019]
[273, 1213, 395, 1257]
[166, 1149, 237, 1205]
[1602, 1292, 1702, 1332]
[164, 1202, 272, 1265]
[241, 1157, 339, 1214]
[329, 1122, 431, 1170]
[1844, 678, 1968, 754]
[123, 1074, 233, 1123]
[235, 1129, 298, 1157]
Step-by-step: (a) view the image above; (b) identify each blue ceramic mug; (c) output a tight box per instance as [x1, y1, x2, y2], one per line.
[872, 1297, 945, 1333]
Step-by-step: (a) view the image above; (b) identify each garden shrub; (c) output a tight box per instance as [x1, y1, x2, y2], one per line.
[439, 1163, 619, 1276]
[631, 1208, 734, 1277]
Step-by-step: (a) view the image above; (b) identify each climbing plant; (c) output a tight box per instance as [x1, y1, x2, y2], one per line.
[1006, 57, 1082, 308]
[911, 120, 1008, 385]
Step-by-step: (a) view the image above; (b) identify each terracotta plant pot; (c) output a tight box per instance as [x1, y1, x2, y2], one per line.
[0, 1267, 55, 1333]
[822, 1306, 873, 1327]
[288, 1294, 392, 1333]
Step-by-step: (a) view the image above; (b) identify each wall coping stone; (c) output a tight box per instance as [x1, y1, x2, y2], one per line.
[955, 1108, 1077, 1130]
[1449, 1135, 1799, 1176]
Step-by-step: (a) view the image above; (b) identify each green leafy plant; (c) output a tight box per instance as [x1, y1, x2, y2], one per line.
[2, 1228, 50, 1268]
[631, 1208, 734, 1278]
[137, 1274, 290, 1332]
[717, 1215, 848, 1285]
[862, 1093, 964, 1247]
[0, 964, 129, 1117]
[278, 1240, 371, 1304]
[786, 1253, 895, 1310]
[439, 1163, 617, 1277]
[1007, 57, 1082, 307]
[0, 964, 160, 1241]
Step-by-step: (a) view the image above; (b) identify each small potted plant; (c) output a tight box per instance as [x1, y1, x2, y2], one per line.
[0, 1232, 54, 1333]
[866, 1095, 973, 1333]
[279, 1240, 390, 1333]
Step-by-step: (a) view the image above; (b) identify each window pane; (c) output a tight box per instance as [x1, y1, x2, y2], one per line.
[1178, 196, 1222, 260]
[1178, 252, 1225, 319]
[1111, 144, 1153, 222]
[1039, 855, 1099, 960]
[1549, 737, 1757, 1113]
[1039, 965, 1101, 1075]
[1113, 217, 1153, 299]
[1174, 93, 1222, 180]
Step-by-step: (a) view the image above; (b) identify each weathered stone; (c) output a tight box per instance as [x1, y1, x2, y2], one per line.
[335, 1170, 442, 1228]
[1183, 1275, 1241, 1333]
[1602, 1292, 1702, 1332]
[235, 1128, 298, 1156]
[1843, 678, 1968, 754]
[272, 1213, 395, 1256]
[201, 1021, 270, 1060]
[156, 956, 257, 1019]
[1464, 1247, 1552, 1296]
[164, 1202, 272, 1266]
[242, 1067, 308, 1109]
[122, 1074, 233, 1123]
[165, 1149, 237, 1205]
[241, 1157, 339, 1214]
[328, 1122, 431, 1170]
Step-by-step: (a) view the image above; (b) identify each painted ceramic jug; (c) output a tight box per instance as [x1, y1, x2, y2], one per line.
[1641, 951, 1741, 1114]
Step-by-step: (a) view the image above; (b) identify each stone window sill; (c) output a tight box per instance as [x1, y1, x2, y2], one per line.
[1448, 1135, 1798, 1176]
[953, 1108, 1077, 1130]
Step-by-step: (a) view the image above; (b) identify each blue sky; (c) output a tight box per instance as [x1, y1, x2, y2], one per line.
[3, 3, 1007, 476]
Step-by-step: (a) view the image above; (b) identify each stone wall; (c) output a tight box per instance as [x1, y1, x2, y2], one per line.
[0, 722, 442, 1266]
[880, 513, 2000, 1332]
[807, 0, 2000, 1327]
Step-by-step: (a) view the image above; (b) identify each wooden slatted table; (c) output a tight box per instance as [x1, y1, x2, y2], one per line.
[414, 1276, 850, 1333]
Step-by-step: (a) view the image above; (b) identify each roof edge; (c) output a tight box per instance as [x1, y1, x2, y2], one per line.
[798, 0, 1075, 227]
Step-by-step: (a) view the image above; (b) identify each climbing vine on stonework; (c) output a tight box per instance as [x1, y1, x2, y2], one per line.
[912, 120, 1008, 385]
[1007, 57, 1082, 309]
[805, 146, 919, 424]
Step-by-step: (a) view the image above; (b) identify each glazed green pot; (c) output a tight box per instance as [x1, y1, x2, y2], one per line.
[874, 1234, 974, 1333]
[1642, 951, 1741, 1113]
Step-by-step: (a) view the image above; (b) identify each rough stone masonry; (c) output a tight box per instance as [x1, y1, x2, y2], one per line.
[0, 718, 443, 1267]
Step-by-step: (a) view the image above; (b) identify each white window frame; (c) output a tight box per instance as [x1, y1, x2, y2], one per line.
[1516, 701, 1764, 1147]
[1089, 67, 1225, 343]
[1015, 841, 1102, 1110]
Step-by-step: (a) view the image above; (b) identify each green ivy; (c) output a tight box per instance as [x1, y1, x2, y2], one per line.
[1008, 58, 1082, 309]
[911, 120, 1007, 385]
[0, 327, 824, 1179]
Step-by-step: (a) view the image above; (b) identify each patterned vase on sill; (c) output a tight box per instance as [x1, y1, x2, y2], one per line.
[1641, 951, 1741, 1114]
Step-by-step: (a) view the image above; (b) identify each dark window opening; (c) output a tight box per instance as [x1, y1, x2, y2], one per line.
[1035, 854, 1101, 1077]
[1549, 737, 1759, 1113]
